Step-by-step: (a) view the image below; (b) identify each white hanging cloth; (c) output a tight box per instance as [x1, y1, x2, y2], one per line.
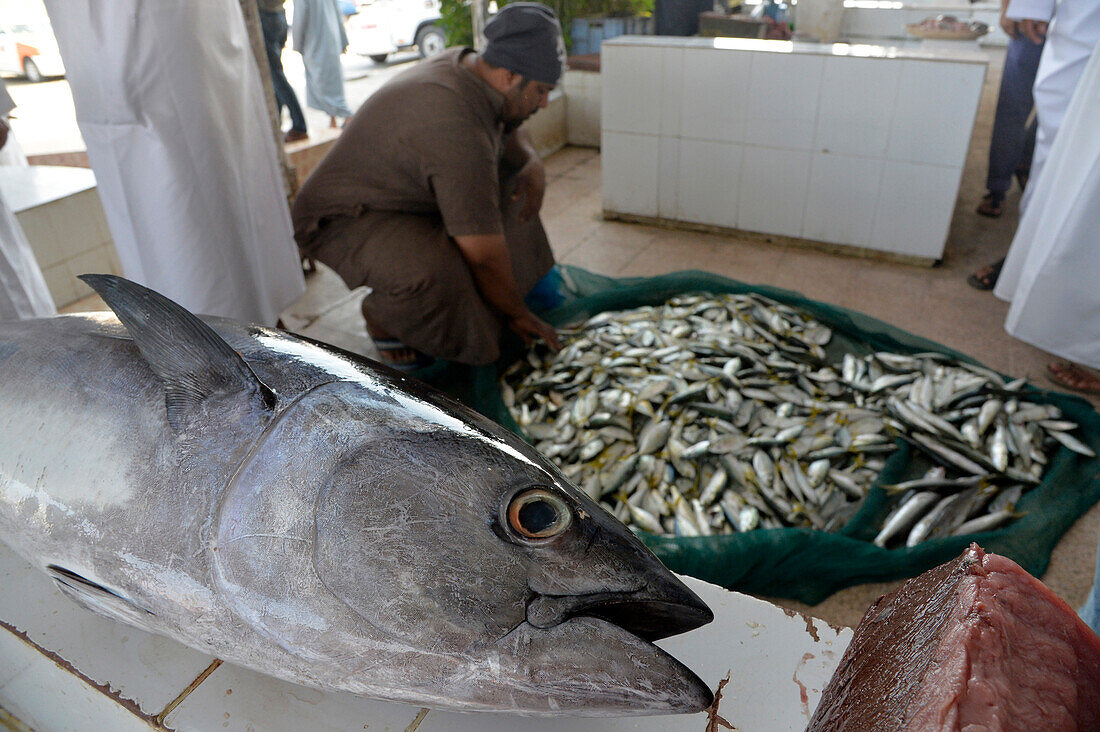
[1007, 0, 1100, 213]
[994, 34, 1100, 368]
[0, 193, 57, 321]
[0, 78, 55, 321]
[44, 0, 305, 326]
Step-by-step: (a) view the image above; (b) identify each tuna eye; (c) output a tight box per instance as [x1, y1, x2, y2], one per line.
[507, 489, 571, 540]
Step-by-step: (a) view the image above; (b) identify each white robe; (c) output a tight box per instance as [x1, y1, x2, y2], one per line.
[994, 35, 1100, 368]
[43, 0, 305, 326]
[1006, 0, 1100, 212]
[0, 79, 55, 321]
[292, 0, 353, 119]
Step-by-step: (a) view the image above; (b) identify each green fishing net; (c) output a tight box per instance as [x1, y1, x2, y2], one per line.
[415, 266, 1100, 605]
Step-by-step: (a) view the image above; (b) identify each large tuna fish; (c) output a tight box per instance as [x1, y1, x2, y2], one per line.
[0, 275, 713, 716]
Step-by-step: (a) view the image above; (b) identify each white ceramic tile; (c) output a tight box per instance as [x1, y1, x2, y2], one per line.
[601, 131, 660, 217]
[658, 136, 681, 219]
[675, 139, 743, 228]
[679, 47, 752, 144]
[579, 77, 603, 147]
[0, 166, 97, 215]
[737, 147, 812, 238]
[871, 161, 962, 258]
[0, 545, 220, 716]
[601, 35, 990, 65]
[887, 59, 985, 167]
[41, 262, 76, 308]
[66, 247, 113, 299]
[802, 153, 884, 248]
[106, 242, 124, 275]
[51, 201, 100, 257]
[0, 630, 153, 732]
[86, 191, 115, 247]
[567, 89, 601, 148]
[814, 56, 901, 157]
[164, 659, 425, 732]
[14, 207, 63, 269]
[602, 45, 662, 135]
[659, 45, 685, 137]
[745, 52, 825, 151]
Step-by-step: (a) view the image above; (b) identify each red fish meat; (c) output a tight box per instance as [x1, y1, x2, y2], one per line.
[808, 544, 1100, 731]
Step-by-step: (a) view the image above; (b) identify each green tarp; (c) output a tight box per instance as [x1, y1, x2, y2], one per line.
[416, 266, 1100, 605]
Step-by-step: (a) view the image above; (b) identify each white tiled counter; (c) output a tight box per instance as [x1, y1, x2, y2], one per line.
[601, 36, 987, 262]
[0, 166, 122, 308]
[0, 540, 851, 731]
[841, 2, 1009, 47]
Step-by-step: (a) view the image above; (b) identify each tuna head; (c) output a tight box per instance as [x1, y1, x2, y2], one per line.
[79, 274, 713, 716]
[214, 379, 714, 715]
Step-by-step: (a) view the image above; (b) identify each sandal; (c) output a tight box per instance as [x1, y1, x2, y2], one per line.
[1047, 360, 1100, 395]
[966, 258, 1004, 291]
[372, 337, 434, 373]
[976, 191, 1005, 218]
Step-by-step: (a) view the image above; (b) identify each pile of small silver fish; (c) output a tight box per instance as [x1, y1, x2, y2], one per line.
[502, 292, 1097, 548]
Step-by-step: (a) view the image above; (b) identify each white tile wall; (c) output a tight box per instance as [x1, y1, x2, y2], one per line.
[602, 45, 663, 135]
[841, 5, 1010, 47]
[601, 38, 986, 259]
[658, 136, 681, 219]
[887, 59, 986, 167]
[738, 146, 812, 238]
[676, 139, 743, 228]
[680, 47, 753, 144]
[564, 70, 601, 147]
[15, 188, 122, 308]
[16, 207, 63, 269]
[744, 52, 825, 151]
[601, 131, 660, 217]
[803, 153, 885, 248]
[659, 46, 686, 137]
[872, 160, 963, 257]
[815, 56, 901, 157]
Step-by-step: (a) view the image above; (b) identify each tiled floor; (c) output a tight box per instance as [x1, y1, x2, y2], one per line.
[64, 46, 1100, 631]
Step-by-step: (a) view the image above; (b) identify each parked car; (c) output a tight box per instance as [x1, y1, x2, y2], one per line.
[345, 0, 446, 63]
[0, 22, 65, 83]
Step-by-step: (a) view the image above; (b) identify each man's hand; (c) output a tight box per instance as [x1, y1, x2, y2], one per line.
[508, 310, 561, 351]
[1016, 18, 1048, 44]
[1000, 12, 1018, 37]
[511, 157, 546, 223]
[0, 118, 9, 152]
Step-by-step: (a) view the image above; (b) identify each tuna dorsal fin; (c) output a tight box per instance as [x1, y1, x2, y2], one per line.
[79, 274, 276, 430]
[46, 564, 157, 630]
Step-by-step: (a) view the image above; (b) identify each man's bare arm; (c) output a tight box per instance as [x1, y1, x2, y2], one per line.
[454, 233, 560, 350]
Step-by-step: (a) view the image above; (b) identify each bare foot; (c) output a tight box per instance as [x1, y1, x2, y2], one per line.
[1047, 360, 1100, 394]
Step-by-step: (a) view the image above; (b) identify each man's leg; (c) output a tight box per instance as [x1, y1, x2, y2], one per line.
[985, 36, 1044, 194]
[259, 9, 308, 136]
[305, 212, 506, 366]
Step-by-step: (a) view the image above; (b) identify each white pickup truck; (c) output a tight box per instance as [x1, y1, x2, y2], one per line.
[345, 0, 446, 63]
[0, 21, 66, 82]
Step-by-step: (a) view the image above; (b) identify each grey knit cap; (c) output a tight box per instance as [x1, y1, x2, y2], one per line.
[481, 3, 565, 85]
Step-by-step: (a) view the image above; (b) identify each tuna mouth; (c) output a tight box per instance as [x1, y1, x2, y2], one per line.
[526, 584, 714, 642]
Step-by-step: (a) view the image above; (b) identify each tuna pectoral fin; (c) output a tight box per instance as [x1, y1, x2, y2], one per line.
[79, 274, 276, 430]
[46, 565, 156, 630]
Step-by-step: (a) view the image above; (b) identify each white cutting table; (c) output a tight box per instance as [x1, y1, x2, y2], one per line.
[0, 542, 851, 731]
